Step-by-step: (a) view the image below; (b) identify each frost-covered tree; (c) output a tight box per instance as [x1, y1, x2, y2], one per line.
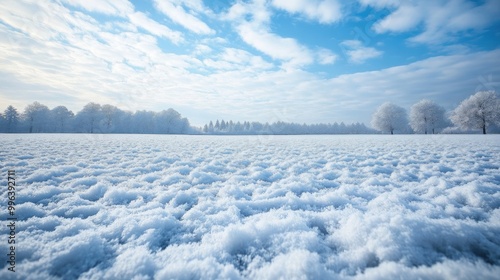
[23, 102, 50, 133]
[215, 120, 220, 131]
[339, 122, 347, 134]
[234, 121, 242, 133]
[155, 108, 189, 134]
[75, 102, 102, 133]
[0, 113, 4, 132]
[208, 121, 214, 133]
[451, 91, 500, 134]
[177, 117, 190, 134]
[371, 102, 408, 134]
[220, 120, 227, 131]
[201, 119, 376, 135]
[244, 121, 251, 132]
[3, 106, 20, 132]
[100, 104, 122, 133]
[131, 110, 155, 133]
[50, 106, 74, 132]
[115, 110, 133, 133]
[410, 99, 447, 134]
[2, 102, 197, 134]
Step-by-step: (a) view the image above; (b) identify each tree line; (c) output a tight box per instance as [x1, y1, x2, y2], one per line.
[0, 100, 374, 135]
[1, 91, 498, 135]
[0, 102, 191, 134]
[201, 120, 375, 135]
[371, 91, 500, 135]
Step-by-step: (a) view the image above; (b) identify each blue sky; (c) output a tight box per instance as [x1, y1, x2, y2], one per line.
[1, 0, 499, 126]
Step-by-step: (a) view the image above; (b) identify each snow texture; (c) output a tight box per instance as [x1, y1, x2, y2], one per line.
[1, 134, 499, 279]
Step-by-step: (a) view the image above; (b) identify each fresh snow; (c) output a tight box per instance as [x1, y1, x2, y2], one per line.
[1, 134, 499, 279]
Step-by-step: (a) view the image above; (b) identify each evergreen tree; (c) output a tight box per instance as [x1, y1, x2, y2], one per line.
[3, 106, 20, 132]
[215, 120, 220, 131]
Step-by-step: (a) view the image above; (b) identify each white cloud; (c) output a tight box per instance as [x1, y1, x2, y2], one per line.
[340, 40, 382, 63]
[2, 0, 500, 127]
[0, 0, 102, 41]
[153, 0, 214, 35]
[225, 0, 337, 67]
[272, 0, 342, 24]
[203, 48, 274, 71]
[316, 48, 337, 65]
[372, 3, 424, 33]
[358, 0, 399, 9]
[2, 2, 500, 125]
[0, 0, 200, 111]
[173, 0, 206, 13]
[193, 44, 212, 55]
[60, 0, 133, 17]
[224, 0, 272, 24]
[128, 12, 183, 44]
[327, 49, 500, 115]
[365, 0, 500, 44]
[412, 0, 500, 44]
[237, 22, 314, 66]
[207, 49, 500, 125]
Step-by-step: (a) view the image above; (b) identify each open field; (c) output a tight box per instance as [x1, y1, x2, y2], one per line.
[1, 134, 499, 279]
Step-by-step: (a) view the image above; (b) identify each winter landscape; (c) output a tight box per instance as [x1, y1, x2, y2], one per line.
[1, 134, 499, 279]
[2, 0, 500, 279]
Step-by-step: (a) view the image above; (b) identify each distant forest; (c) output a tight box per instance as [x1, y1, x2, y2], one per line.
[0, 102, 374, 135]
[201, 120, 374, 135]
[3, 91, 499, 135]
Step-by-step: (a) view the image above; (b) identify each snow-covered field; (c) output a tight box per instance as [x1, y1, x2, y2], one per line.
[1, 134, 499, 279]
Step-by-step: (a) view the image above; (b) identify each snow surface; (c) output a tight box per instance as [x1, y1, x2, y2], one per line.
[1, 134, 499, 279]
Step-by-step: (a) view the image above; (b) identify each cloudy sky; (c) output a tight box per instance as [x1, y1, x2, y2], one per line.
[1, 0, 499, 126]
